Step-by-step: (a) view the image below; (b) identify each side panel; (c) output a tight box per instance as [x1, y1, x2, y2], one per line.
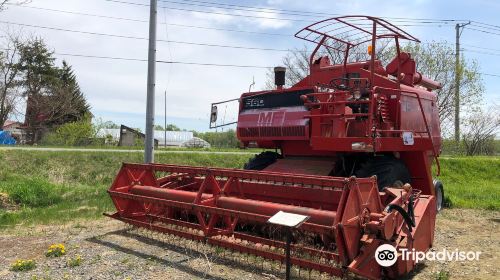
[399, 89, 441, 154]
[237, 106, 310, 141]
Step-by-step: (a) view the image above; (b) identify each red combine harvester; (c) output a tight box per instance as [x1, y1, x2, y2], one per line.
[107, 16, 444, 279]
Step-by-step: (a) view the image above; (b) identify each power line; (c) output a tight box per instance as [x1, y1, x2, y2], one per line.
[54, 51, 271, 68]
[159, 0, 338, 19]
[462, 49, 500, 56]
[160, 0, 457, 26]
[104, 0, 314, 23]
[481, 72, 500, 77]
[7, 4, 292, 37]
[4, 3, 473, 40]
[467, 27, 500, 36]
[9, 4, 148, 23]
[3, 46, 496, 75]
[470, 21, 500, 31]
[50, 51, 500, 75]
[148, 0, 467, 24]
[462, 44, 500, 52]
[104, 0, 460, 26]
[171, 0, 498, 30]
[175, 0, 464, 22]
[0, 20, 292, 52]
[9, 0, 499, 30]
[4, 20, 496, 57]
[56, 52, 146, 62]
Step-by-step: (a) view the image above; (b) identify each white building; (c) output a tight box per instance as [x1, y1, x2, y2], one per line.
[154, 130, 194, 146]
[97, 128, 194, 147]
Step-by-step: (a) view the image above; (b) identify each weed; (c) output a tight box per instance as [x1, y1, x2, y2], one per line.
[215, 246, 225, 255]
[11, 259, 36, 271]
[67, 255, 82, 267]
[45, 244, 66, 257]
[435, 270, 450, 280]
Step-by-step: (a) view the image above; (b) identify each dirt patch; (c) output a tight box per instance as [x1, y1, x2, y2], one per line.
[0, 209, 498, 280]
[410, 209, 499, 280]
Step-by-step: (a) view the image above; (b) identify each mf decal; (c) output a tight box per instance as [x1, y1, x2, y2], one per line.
[257, 111, 285, 126]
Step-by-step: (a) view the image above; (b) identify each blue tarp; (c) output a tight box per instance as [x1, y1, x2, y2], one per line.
[0, 130, 16, 145]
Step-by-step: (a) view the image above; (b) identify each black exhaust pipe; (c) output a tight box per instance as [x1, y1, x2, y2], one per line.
[274, 66, 286, 90]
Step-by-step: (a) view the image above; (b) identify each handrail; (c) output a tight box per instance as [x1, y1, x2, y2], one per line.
[373, 86, 441, 176]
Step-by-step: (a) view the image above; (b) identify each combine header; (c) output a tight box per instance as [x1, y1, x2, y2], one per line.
[108, 16, 443, 279]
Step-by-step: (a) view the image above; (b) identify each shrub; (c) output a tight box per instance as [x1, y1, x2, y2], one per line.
[46, 243, 66, 257]
[41, 115, 95, 146]
[67, 255, 82, 267]
[196, 129, 239, 148]
[11, 259, 36, 271]
[3, 177, 62, 207]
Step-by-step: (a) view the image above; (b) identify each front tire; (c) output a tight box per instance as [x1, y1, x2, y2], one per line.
[243, 151, 281, 170]
[433, 179, 444, 212]
[354, 155, 411, 191]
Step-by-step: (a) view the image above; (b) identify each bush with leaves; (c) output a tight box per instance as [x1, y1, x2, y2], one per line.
[41, 114, 95, 146]
[10, 259, 36, 271]
[196, 129, 239, 148]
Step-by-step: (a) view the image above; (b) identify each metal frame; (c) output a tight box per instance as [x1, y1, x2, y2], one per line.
[295, 16, 420, 81]
[209, 98, 239, 129]
[107, 163, 436, 279]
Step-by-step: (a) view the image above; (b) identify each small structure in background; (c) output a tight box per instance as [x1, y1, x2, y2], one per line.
[118, 125, 158, 147]
[182, 137, 211, 148]
[154, 130, 193, 147]
[97, 127, 194, 147]
[96, 128, 121, 145]
[1, 120, 24, 144]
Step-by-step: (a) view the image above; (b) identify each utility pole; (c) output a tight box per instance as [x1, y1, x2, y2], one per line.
[164, 90, 167, 148]
[144, 0, 157, 163]
[454, 21, 470, 142]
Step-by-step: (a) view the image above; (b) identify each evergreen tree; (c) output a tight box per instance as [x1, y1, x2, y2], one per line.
[15, 38, 91, 143]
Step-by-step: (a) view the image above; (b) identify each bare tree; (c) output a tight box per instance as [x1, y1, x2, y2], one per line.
[0, 0, 31, 11]
[461, 105, 500, 156]
[401, 42, 483, 135]
[264, 39, 392, 89]
[0, 31, 22, 128]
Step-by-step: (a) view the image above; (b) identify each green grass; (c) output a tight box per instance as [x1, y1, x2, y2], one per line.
[0, 150, 255, 228]
[7, 145, 259, 153]
[0, 150, 498, 229]
[437, 156, 500, 210]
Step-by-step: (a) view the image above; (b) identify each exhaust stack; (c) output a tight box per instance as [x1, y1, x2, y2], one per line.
[274, 66, 286, 90]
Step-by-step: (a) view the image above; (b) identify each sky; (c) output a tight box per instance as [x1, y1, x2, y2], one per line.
[1, 0, 499, 132]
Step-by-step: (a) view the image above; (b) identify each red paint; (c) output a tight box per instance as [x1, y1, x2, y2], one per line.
[108, 16, 440, 280]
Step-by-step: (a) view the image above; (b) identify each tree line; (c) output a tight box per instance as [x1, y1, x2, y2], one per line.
[0, 32, 91, 143]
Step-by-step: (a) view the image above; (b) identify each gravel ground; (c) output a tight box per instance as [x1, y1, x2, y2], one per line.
[0, 208, 498, 280]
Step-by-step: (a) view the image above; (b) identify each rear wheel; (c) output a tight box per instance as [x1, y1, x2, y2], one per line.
[354, 155, 411, 191]
[243, 151, 282, 170]
[433, 179, 444, 212]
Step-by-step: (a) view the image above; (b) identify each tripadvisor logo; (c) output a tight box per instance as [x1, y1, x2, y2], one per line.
[375, 244, 398, 267]
[375, 244, 482, 267]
